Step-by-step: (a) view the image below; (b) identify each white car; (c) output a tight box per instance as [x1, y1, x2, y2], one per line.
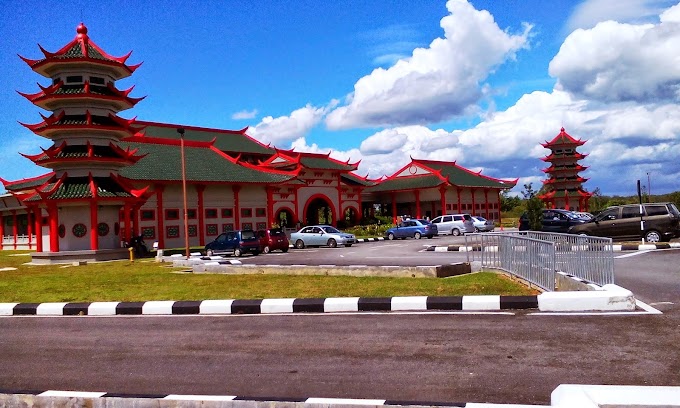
[471, 216, 495, 232]
[430, 214, 475, 236]
[290, 225, 356, 249]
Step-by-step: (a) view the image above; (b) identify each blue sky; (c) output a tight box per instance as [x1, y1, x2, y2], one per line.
[2, 0, 680, 196]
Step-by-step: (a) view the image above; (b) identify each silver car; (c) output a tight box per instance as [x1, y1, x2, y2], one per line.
[471, 216, 495, 232]
[430, 214, 475, 236]
[290, 225, 356, 249]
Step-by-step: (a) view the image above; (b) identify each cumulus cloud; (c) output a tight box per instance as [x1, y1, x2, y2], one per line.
[550, 9, 680, 103]
[231, 109, 258, 120]
[325, 0, 531, 130]
[564, 0, 676, 33]
[247, 103, 336, 145]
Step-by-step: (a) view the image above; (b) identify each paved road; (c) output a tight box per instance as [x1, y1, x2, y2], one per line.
[1, 243, 679, 405]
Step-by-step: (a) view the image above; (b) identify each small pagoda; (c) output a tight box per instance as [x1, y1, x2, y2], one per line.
[1, 23, 150, 262]
[538, 128, 592, 211]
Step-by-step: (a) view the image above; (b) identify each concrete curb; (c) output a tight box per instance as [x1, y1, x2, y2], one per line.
[426, 242, 680, 252]
[0, 295, 540, 317]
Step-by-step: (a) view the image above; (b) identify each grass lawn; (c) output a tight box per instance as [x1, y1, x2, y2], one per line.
[0, 251, 536, 303]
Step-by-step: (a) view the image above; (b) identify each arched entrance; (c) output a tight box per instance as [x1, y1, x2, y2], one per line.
[275, 208, 294, 228]
[343, 206, 359, 226]
[304, 195, 335, 226]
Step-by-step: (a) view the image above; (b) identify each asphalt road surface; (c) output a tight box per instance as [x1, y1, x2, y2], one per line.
[1, 242, 679, 405]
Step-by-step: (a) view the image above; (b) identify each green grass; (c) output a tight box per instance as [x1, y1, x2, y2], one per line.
[0, 251, 536, 303]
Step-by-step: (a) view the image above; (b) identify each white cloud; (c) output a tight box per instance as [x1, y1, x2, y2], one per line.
[247, 103, 335, 145]
[551, 6, 680, 103]
[564, 0, 676, 33]
[231, 109, 258, 120]
[325, 0, 531, 130]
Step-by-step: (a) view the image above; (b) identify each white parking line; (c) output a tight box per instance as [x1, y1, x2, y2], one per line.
[615, 250, 652, 259]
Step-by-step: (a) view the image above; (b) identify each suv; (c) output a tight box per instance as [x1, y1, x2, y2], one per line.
[257, 228, 290, 253]
[204, 230, 261, 256]
[569, 202, 680, 242]
[518, 209, 589, 233]
[430, 214, 474, 236]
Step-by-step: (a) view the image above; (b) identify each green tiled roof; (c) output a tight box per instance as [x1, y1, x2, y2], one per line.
[366, 175, 444, 193]
[4, 173, 54, 191]
[299, 156, 355, 171]
[49, 114, 121, 127]
[54, 84, 116, 96]
[119, 140, 294, 183]
[55, 43, 109, 62]
[24, 177, 132, 201]
[342, 173, 377, 187]
[419, 161, 513, 189]
[137, 123, 275, 155]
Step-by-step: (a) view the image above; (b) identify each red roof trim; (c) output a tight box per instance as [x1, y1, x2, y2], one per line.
[0, 171, 56, 188]
[542, 127, 585, 147]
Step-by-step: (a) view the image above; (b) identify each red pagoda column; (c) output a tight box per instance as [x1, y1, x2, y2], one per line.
[439, 186, 447, 216]
[34, 208, 43, 252]
[414, 190, 421, 219]
[27, 211, 33, 249]
[48, 204, 59, 252]
[155, 185, 165, 249]
[12, 210, 17, 250]
[471, 188, 477, 216]
[233, 186, 241, 230]
[484, 189, 490, 219]
[89, 201, 99, 250]
[456, 187, 462, 213]
[123, 204, 132, 244]
[391, 193, 397, 224]
[266, 187, 274, 228]
[0, 214, 3, 250]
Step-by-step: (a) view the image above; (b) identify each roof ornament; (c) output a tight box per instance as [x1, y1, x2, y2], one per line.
[76, 22, 88, 38]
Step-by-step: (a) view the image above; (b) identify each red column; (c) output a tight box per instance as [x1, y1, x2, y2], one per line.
[337, 175, 343, 224]
[414, 190, 421, 219]
[391, 193, 397, 224]
[123, 204, 132, 244]
[35, 208, 43, 252]
[471, 188, 477, 216]
[89, 201, 99, 250]
[484, 189, 490, 219]
[132, 206, 140, 237]
[293, 186, 300, 225]
[0, 213, 4, 250]
[266, 187, 274, 228]
[357, 188, 363, 223]
[196, 185, 206, 246]
[48, 204, 59, 252]
[497, 191, 503, 229]
[27, 210, 33, 250]
[156, 185, 165, 249]
[233, 185, 241, 230]
[12, 210, 17, 249]
[439, 186, 447, 216]
[456, 187, 462, 213]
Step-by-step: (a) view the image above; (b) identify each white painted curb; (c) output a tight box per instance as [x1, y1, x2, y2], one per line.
[538, 288, 635, 312]
[552, 384, 680, 407]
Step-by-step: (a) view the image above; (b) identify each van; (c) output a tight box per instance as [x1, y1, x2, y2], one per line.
[568, 202, 680, 242]
[430, 214, 474, 236]
[256, 228, 290, 253]
[204, 230, 261, 256]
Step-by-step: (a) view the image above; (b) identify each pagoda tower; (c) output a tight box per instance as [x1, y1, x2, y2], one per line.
[538, 128, 592, 211]
[3, 23, 150, 258]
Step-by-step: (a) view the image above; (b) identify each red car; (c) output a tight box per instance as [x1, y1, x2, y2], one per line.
[257, 228, 290, 253]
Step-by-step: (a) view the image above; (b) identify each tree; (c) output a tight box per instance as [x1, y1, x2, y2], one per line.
[522, 183, 544, 231]
[500, 189, 522, 212]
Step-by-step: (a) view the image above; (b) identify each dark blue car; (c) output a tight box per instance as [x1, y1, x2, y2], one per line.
[385, 219, 438, 240]
[205, 230, 260, 257]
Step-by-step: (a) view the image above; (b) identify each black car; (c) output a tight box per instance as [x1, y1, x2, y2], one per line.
[518, 209, 588, 233]
[204, 230, 260, 257]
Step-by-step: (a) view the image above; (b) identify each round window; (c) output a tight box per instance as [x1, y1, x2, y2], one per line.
[72, 223, 87, 238]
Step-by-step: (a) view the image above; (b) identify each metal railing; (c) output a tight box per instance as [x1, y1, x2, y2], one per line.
[465, 232, 614, 291]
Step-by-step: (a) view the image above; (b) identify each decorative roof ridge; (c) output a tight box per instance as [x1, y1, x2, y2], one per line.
[0, 171, 55, 188]
[414, 157, 517, 186]
[110, 172, 152, 199]
[542, 127, 585, 147]
[123, 134, 214, 148]
[208, 146, 300, 178]
[135, 120, 250, 136]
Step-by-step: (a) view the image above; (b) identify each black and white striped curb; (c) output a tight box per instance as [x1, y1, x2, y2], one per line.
[356, 237, 385, 242]
[0, 389, 500, 407]
[0, 295, 539, 316]
[426, 242, 680, 252]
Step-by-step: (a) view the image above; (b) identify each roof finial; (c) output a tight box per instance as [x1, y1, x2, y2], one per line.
[561, 127, 565, 133]
[76, 22, 88, 37]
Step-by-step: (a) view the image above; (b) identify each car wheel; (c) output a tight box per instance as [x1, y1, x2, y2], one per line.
[282, 247, 289, 253]
[387, 232, 395, 240]
[206, 249, 214, 257]
[474, 227, 480, 233]
[345, 244, 352, 247]
[427, 235, 433, 239]
[252, 250, 260, 256]
[414, 232, 422, 239]
[295, 239, 305, 249]
[645, 230, 661, 243]
[234, 248, 242, 257]
[451, 228, 460, 236]
[263, 246, 271, 254]
[327, 238, 337, 248]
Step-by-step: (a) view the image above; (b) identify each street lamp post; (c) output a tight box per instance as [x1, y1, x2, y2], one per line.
[177, 128, 190, 259]
[647, 172, 651, 202]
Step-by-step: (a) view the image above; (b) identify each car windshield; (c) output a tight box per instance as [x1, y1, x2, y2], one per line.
[321, 226, 341, 233]
[669, 203, 680, 217]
